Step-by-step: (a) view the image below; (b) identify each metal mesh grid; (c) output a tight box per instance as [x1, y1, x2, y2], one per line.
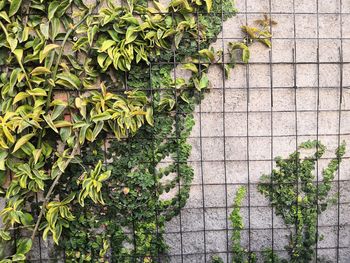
[22, 0, 350, 262]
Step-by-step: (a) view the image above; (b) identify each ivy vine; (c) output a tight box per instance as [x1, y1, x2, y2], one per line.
[211, 141, 345, 263]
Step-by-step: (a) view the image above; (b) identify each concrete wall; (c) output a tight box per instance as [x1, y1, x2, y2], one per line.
[164, 0, 350, 262]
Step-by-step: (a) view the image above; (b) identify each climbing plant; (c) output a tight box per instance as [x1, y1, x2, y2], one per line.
[0, 0, 278, 261]
[259, 140, 346, 263]
[0, 0, 240, 261]
[211, 141, 345, 263]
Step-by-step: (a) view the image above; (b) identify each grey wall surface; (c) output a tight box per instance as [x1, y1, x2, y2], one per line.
[164, 0, 350, 262]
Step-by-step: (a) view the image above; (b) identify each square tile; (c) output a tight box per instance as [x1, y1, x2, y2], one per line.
[184, 185, 204, 209]
[248, 64, 271, 88]
[182, 232, 205, 254]
[271, 0, 294, 13]
[204, 184, 227, 207]
[319, 39, 342, 62]
[249, 137, 272, 160]
[225, 113, 247, 136]
[294, 0, 317, 13]
[342, 14, 350, 38]
[224, 89, 248, 112]
[225, 137, 248, 161]
[246, 0, 269, 12]
[296, 64, 318, 87]
[201, 113, 224, 137]
[271, 39, 295, 63]
[296, 39, 317, 62]
[248, 112, 272, 136]
[272, 65, 294, 87]
[205, 208, 227, 230]
[318, 111, 340, 134]
[249, 160, 272, 182]
[223, 15, 246, 38]
[319, 0, 340, 13]
[296, 87, 317, 111]
[249, 89, 272, 111]
[295, 14, 318, 38]
[206, 230, 228, 253]
[225, 65, 248, 88]
[200, 89, 224, 113]
[319, 88, 340, 110]
[297, 112, 318, 135]
[272, 136, 297, 157]
[181, 209, 205, 232]
[273, 88, 296, 111]
[319, 14, 341, 38]
[226, 160, 248, 183]
[203, 161, 226, 184]
[202, 137, 225, 161]
[273, 112, 297, 136]
[271, 14, 295, 38]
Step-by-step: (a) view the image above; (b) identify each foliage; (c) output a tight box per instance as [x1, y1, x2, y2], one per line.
[0, 0, 242, 260]
[259, 140, 346, 263]
[225, 14, 276, 77]
[211, 141, 345, 263]
[230, 186, 256, 263]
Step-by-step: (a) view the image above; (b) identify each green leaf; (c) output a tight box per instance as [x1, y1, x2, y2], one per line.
[0, 11, 10, 23]
[146, 107, 154, 126]
[43, 114, 59, 133]
[31, 66, 51, 76]
[199, 73, 209, 89]
[40, 44, 60, 63]
[92, 121, 104, 141]
[48, 1, 60, 20]
[51, 105, 66, 121]
[174, 32, 183, 49]
[56, 72, 81, 89]
[7, 36, 17, 51]
[12, 254, 26, 262]
[204, 0, 212, 12]
[27, 88, 47, 97]
[91, 112, 111, 122]
[50, 17, 60, 40]
[12, 133, 35, 153]
[40, 22, 50, 40]
[125, 27, 138, 45]
[199, 49, 215, 62]
[13, 49, 23, 63]
[99, 40, 116, 52]
[181, 63, 198, 73]
[242, 47, 250, 63]
[9, 0, 22, 17]
[20, 212, 33, 226]
[10, 68, 22, 91]
[0, 151, 7, 171]
[0, 229, 11, 241]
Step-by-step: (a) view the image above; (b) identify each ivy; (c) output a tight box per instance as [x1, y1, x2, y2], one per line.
[211, 141, 345, 263]
[259, 140, 346, 263]
[0, 0, 278, 260]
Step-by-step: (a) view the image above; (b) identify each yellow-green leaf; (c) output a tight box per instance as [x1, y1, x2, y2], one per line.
[99, 40, 116, 52]
[56, 72, 81, 89]
[9, 0, 22, 17]
[39, 44, 60, 63]
[12, 133, 35, 153]
[204, 0, 212, 12]
[31, 67, 51, 76]
[181, 63, 198, 73]
[27, 88, 47, 97]
[43, 115, 59, 133]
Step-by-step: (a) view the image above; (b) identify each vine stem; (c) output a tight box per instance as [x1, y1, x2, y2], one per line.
[31, 137, 80, 242]
[37, 1, 100, 147]
[31, 1, 101, 243]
